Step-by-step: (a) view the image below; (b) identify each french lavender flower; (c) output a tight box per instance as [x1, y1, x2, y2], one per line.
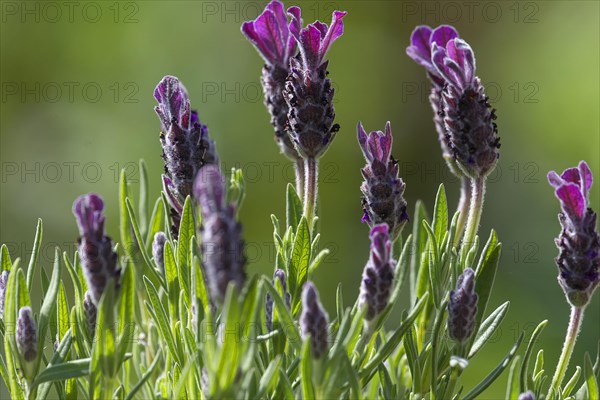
[16, 306, 37, 363]
[283, 7, 347, 159]
[154, 76, 219, 236]
[73, 193, 120, 306]
[300, 282, 329, 359]
[518, 391, 536, 400]
[359, 224, 395, 323]
[194, 165, 246, 304]
[447, 268, 478, 344]
[152, 231, 167, 273]
[83, 291, 97, 337]
[358, 121, 408, 241]
[406, 25, 500, 179]
[241, 0, 301, 161]
[0, 270, 8, 318]
[266, 269, 291, 331]
[547, 161, 600, 307]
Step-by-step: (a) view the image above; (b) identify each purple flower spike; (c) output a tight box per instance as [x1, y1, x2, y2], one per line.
[0, 270, 9, 318]
[83, 291, 97, 338]
[241, 0, 296, 68]
[359, 224, 396, 322]
[152, 232, 167, 273]
[447, 268, 478, 344]
[241, 1, 301, 161]
[73, 194, 120, 306]
[283, 7, 347, 159]
[548, 161, 600, 307]
[193, 166, 246, 304]
[265, 268, 290, 331]
[154, 76, 219, 237]
[358, 122, 408, 241]
[300, 282, 329, 359]
[406, 25, 499, 179]
[16, 306, 38, 363]
[518, 391, 536, 400]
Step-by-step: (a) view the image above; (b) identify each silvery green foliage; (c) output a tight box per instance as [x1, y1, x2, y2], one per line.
[1, 11, 598, 400]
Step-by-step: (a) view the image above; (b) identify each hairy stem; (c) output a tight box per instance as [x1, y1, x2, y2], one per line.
[454, 177, 472, 247]
[303, 157, 318, 228]
[462, 177, 486, 253]
[295, 159, 305, 198]
[547, 306, 585, 400]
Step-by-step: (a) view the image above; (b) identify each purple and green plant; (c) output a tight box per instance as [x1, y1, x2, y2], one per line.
[0, 9, 598, 400]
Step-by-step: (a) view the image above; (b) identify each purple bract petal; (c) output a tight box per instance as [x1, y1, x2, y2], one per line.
[73, 193, 105, 241]
[193, 165, 226, 218]
[548, 161, 594, 222]
[557, 183, 586, 220]
[430, 25, 459, 48]
[154, 76, 191, 132]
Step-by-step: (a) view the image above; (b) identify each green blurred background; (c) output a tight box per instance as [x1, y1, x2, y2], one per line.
[1, 1, 598, 398]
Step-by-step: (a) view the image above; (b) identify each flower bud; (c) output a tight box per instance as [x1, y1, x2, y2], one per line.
[518, 391, 536, 400]
[359, 224, 395, 322]
[194, 166, 246, 304]
[16, 306, 38, 363]
[73, 193, 120, 306]
[300, 282, 329, 359]
[154, 76, 219, 236]
[548, 161, 600, 307]
[283, 8, 346, 159]
[358, 121, 408, 241]
[0, 270, 8, 318]
[152, 232, 167, 273]
[447, 268, 478, 344]
[266, 269, 291, 331]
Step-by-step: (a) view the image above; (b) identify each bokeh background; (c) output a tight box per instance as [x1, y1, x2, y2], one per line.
[1, 1, 598, 398]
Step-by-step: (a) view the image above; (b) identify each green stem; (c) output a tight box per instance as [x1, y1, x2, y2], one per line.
[454, 177, 471, 247]
[303, 157, 318, 229]
[547, 306, 585, 400]
[462, 177, 486, 254]
[295, 159, 305, 198]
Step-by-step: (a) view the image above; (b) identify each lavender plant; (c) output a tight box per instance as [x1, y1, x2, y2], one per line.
[1, 7, 598, 400]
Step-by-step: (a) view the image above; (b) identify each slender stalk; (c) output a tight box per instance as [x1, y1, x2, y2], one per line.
[462, 177, 486, 253]
[454, 177, 471, 247]
[547, 306, 585, 400]
[303, 157, 318, 228]
[295, 159, 305, 198]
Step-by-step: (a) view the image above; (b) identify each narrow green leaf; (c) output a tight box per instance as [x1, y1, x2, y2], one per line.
[307, 248, 330, 276]
[462, 332, 525, 400]
[1, 244, 12, 272]
[193, 256, 210, 317]
[433, 184, 448, 244]
[474, 230, 501, 329]
[469, 301, 510, 358]
[119, 170, 135, 260]
[164, 241, 179, 320]
[562, 366, 581, 398]
[519, 320, 548, 393]
[300, 340, 315, 399]
[286, 183, 303, 231]
[3, 256, 24, 399]
[145, 197, 165, 251]
[289, 217, 310, 301]
[117, 263, 135, 366]
[17, 269, 31, 310]
[138, 159, 149, 237]
[57, 283, 70, 342]
[33, 359, 91, 387]
[262, 277, 301, 351]
[143, 277, 180, 364]
[90, 283, 117, 399]
[26, 219, 43, 290]
[506, 356, 521, 400]
[584, 352, 599, 400]
[256, 356, 282, 398]
[410, 201, 429, 304]
[124, 349, 162, 400]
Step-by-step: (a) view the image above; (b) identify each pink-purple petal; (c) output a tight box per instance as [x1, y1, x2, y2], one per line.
[557, 183, 585, 220]
[319, 11, 347, 61]
[578, 161, 593, 196]
[547, 171, 563, 188]
[430, 25, 459, 48]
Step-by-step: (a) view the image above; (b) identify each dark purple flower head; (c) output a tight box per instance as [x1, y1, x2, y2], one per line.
[16, 306, 38, 363]
[83, 291, 97, 338]
[73, 194, 120, 306]
[300, 282, 329, 359]
[359, 224, 396, 322]
[548, 161, 599, 307]
[154, 76, 219, 237]
[283, 8, 346, 159]
[241, 0, 297, 68]
[194, 166, 246, 304]
[288, 7, 347, 72]
[358, 121, 408, 241]
[447, 268, 478, 344]
[406, 25, 499, 179]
